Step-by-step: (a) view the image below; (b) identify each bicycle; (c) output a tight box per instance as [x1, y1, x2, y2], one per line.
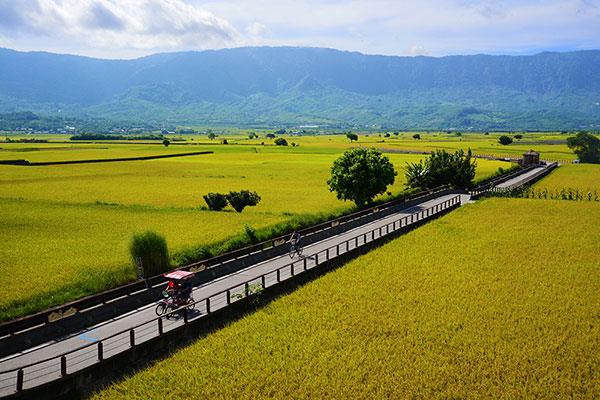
[155, 292, 196, 318]
[289, 241, 303, 258]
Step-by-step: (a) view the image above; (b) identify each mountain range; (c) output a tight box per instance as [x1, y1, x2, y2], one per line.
[1, 46, 599, 130]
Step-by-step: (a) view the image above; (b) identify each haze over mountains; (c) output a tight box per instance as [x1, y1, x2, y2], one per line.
[1, 46, 599, 130]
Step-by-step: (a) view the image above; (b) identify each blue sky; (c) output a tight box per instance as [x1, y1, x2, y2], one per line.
[0, 0, 599, 58]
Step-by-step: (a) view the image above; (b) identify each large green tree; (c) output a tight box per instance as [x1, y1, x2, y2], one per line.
[405, 149, 477, 189]
[567, 132, 600, 163]
[327, 148, 396, 206]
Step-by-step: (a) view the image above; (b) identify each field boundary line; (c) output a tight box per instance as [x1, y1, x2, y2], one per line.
[0, 151, 213, 166]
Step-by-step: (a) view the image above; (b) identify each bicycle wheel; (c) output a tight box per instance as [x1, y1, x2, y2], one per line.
[186, 297, 196, 311]
[296, 246, 303, 257]
[164, 303, 177, 319]
[155, 303, 166, 316]
[289, 246, 295, 258]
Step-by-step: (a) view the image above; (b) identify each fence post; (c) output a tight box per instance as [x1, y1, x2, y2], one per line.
[16, 369, 23, 392]
[336, 244, 340, 256]
[60, 355, 67, 377]
[277, 269, 281, 282]
[158, 317, 163, 335]
[97, 341, 104, 361]
[262, 275, 267, 288]
[129, 329, 135, 347]
[226, 290, 231, 305]
[183, 308, 188, 324]
[315, 253, 319, 265]
[245, 282, 250, 296]
[303, 257, 307, 271]
[291, 263, 295, 276]
[206, 298, 211, 314]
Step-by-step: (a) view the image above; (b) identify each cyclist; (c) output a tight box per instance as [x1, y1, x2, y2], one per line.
[288, 231, 302, 257]
[289, 230, 301, 247]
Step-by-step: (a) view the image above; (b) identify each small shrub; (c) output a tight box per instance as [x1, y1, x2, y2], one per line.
[221, 139, 228, 145]
[129, 231, 170, 278]
[162, 139, 170, 147]
[266, 133, 276, 139]
[413, 133, 421, 140]
[498, 135, 513, 145]
[203, 192, 228, 211]
[346, 133, 358, 142]
[274, 138, 288, 146]
[227, 190, 261, 212]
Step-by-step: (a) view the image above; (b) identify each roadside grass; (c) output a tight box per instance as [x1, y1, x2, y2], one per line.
[532, 163, 600, 192]
[93, 198, 599, 399]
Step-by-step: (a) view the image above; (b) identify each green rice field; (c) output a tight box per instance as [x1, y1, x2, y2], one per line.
[533, 164, 600, 192]
[92, 198, 600, 399]
[0, 137, 508, 320]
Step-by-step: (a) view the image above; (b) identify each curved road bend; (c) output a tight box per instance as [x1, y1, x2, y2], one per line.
[0, 193, 459, 394]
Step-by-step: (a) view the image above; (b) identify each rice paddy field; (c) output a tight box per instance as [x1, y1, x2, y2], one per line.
[532, 164, 600, 192]
[0, 136, 509, 320]
[92, 198, 600, 399]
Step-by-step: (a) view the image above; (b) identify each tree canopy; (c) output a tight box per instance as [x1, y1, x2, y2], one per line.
[327, 148, 396, 206]
[567, 132, 600, 163]
[405, 149, 477, 189]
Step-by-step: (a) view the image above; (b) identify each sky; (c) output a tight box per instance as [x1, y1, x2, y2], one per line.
[0, 0, 599, 59]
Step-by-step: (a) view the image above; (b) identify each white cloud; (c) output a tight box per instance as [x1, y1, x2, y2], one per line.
[407, 45, 429, 56]
[0, 0, 240, 58]
[0, 0, 599, 57]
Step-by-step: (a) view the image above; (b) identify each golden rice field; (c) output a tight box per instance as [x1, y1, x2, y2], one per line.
[533, 164, 600, 192]
[93, 198, 600, 399]
[0, 139, 508, 320]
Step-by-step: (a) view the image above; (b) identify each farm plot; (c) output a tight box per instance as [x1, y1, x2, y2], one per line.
[532, 163, 600, 192]
[93, 198, 599, 399]
[0, 142, 510, 320]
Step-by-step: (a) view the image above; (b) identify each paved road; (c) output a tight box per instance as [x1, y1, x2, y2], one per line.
[0, 194, 460, 395]
[496, 166, 547, 189]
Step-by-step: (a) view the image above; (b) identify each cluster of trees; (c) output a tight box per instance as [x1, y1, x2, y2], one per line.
[203, 190, 261, 212]
[327, 147, 478, 207]
[405, 149, 477, 189]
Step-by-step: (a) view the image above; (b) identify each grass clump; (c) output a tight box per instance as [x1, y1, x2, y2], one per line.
[129, 231, 170, 277]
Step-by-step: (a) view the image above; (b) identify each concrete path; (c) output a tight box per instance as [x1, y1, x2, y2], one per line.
[496, 166, 546, 189]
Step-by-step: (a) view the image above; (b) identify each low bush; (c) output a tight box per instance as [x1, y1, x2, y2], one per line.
[203, 193, 228, 211]
[274, 138, 288, 146]
[129, 231, 170, 278]
[227, 190, 261, 212]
